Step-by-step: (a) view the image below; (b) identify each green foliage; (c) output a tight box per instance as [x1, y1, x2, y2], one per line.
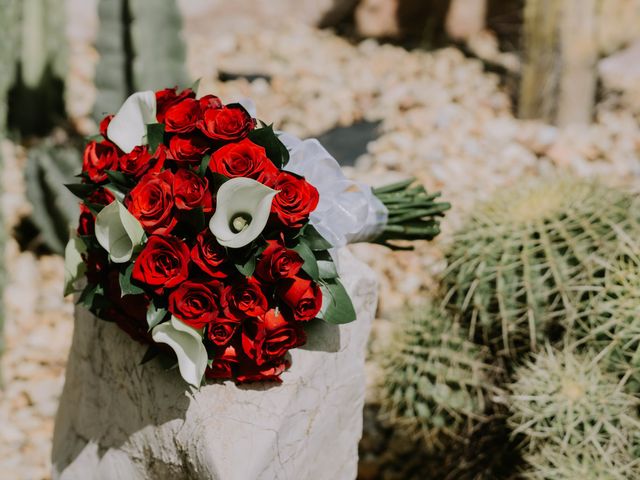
[507, 346, 640, 453]
[94, 0, 189, 118]
[25, 144, 82, 254]
[379, 304, 496, 449]
[440, 178, 638, 359]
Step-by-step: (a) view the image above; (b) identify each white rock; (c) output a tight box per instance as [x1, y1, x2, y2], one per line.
[52, 248, 378, 480]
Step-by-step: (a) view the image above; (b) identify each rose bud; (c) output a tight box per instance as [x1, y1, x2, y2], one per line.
[207, 318, 240, 347]
[210, 138, 278, 185]
[241, 308, 305, 366]
[126, 170, 177, 234]
[271, 171, 319, 228]
[131, 235, 190, 293]
[191, 229, 229, 278]
[173, 168, 213, 212]
[77, 204, 95, 236]
[277, 276, 322, 322]
[168, 280, 221, 329]
[155, 87, 196, 123]
[198, 104, 256, 142]
[164, 97, 200, 133]
[235, 356, 290, 384]
[99, 114, 114, 138]
[82, 140, 120, 183]
[255, 239, 303, 283]
[119, 145, 165, 177]
[168, 133, 210, 165]
[205, 344, 239, 380]
[227, 277, 269, 318]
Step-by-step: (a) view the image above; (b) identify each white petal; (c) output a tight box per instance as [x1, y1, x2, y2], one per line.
[95, 201, 145, 263]
[209, 177, 277, 249]
[64, 233, 87, 296]
[107, 91, 157, 153]
[151, 317, 208, 387]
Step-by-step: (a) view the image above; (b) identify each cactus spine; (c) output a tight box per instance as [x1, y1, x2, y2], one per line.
[379, 304, 495, 449]
[93, 0, 189, 119]
[440, 178, 637, 359]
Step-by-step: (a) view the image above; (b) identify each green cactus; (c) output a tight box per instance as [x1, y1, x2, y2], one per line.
[571, 250, 640, 393]
[25, 143, 81, 254]
[93, 0, 189, 119]
[522, 442, 640, 480]
[440, 178, 638, 359]
[379, 304, 496, 449]
[507, 346, 640, 453]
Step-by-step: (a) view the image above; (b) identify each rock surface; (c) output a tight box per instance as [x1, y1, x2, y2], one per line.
[51, 249, 377, 480]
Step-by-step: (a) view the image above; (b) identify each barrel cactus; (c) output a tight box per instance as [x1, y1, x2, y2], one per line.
[440, 178, 638, 358]
[379, 304, 496, 449]
[25, 143, 81, 254]
[507, 346, 640, 453]
[522, 442, 640, 480]
[93, 0, 189, 119]
[571, 253, 640, 392]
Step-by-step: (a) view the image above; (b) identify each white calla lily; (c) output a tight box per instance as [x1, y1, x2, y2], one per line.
[106, 91, 157, 153]
[209, 177, 278, 249]
[63, 232, 87, 296]
[94, 200, 145, 263]
[151, 316, 208, 387]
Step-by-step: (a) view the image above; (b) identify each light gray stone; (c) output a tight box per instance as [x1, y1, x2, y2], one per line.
[52, 248, 378, 480]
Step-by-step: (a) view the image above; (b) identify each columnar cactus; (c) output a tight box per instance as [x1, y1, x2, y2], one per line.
[440, 178, 637, 358]
[379, 304, 496, 449]
[507, 346, 640, 453]
[93, 0, 189, 119]
[25, 144, 81, 254]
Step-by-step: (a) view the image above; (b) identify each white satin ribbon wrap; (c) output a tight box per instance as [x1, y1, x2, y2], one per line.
[279, 132, 388, 248]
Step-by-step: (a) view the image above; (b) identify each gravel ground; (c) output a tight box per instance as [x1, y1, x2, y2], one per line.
[1, 6, 639, 479]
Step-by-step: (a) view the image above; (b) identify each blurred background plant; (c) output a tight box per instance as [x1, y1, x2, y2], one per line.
[1, 0, 640, 478]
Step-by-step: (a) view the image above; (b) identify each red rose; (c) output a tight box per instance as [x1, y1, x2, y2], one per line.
[169, 133, 210, 165]
[83, 249, 108, 285]
[191, 229, 229, 278]
[271, 172, 319, 228]
[207, 318, 240, 346]
[82, 140, 119, 183]
[277, 276, 322, 322]
[255, 239, 303, 283]
[126, 170, 177, 234]
[119, 145, 165, 177]
[78, 204, 95, 236]
[235, 357, 290, 383]
[99, 114, 113, 138]
[210, 138, 278, 184]
[199, 104, 255, 141]
[131, 235, 190, 292]
[199, 94, 222, 111]
[173, 168, 213, 212]
[168, 280, 221, 329]
[164, 98, 200, 133]
[155, 87, 196, 123]
[241, 308, 305, 365]
[86, 187, 116, 206]
[205, 344, 239, 380]
[227, 277, 269, 318]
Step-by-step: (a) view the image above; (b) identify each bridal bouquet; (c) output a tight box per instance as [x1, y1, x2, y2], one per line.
[64, 87, 449, 386]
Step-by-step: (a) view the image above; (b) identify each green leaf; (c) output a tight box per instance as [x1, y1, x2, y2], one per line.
[319, 279, 356, 324]
[293, 240, 319, 281]
[248, 124, 289, 168]
[146, 123, 165, 154]
[119, 263, 144, 296]
[300, 224, 332, 250]
[65, 183, 97, 199]
[105, 170, 134, 189]
[235, 254, 256, 277]
[86, 134, 104, 143]
[77, 282, 104, 309]
[198, 154, 211, 178]
[190, 78, 201, 94]
[146, 301, 168, 331]
[317, 258, 338, 280]
[140, 344, 161, 365]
